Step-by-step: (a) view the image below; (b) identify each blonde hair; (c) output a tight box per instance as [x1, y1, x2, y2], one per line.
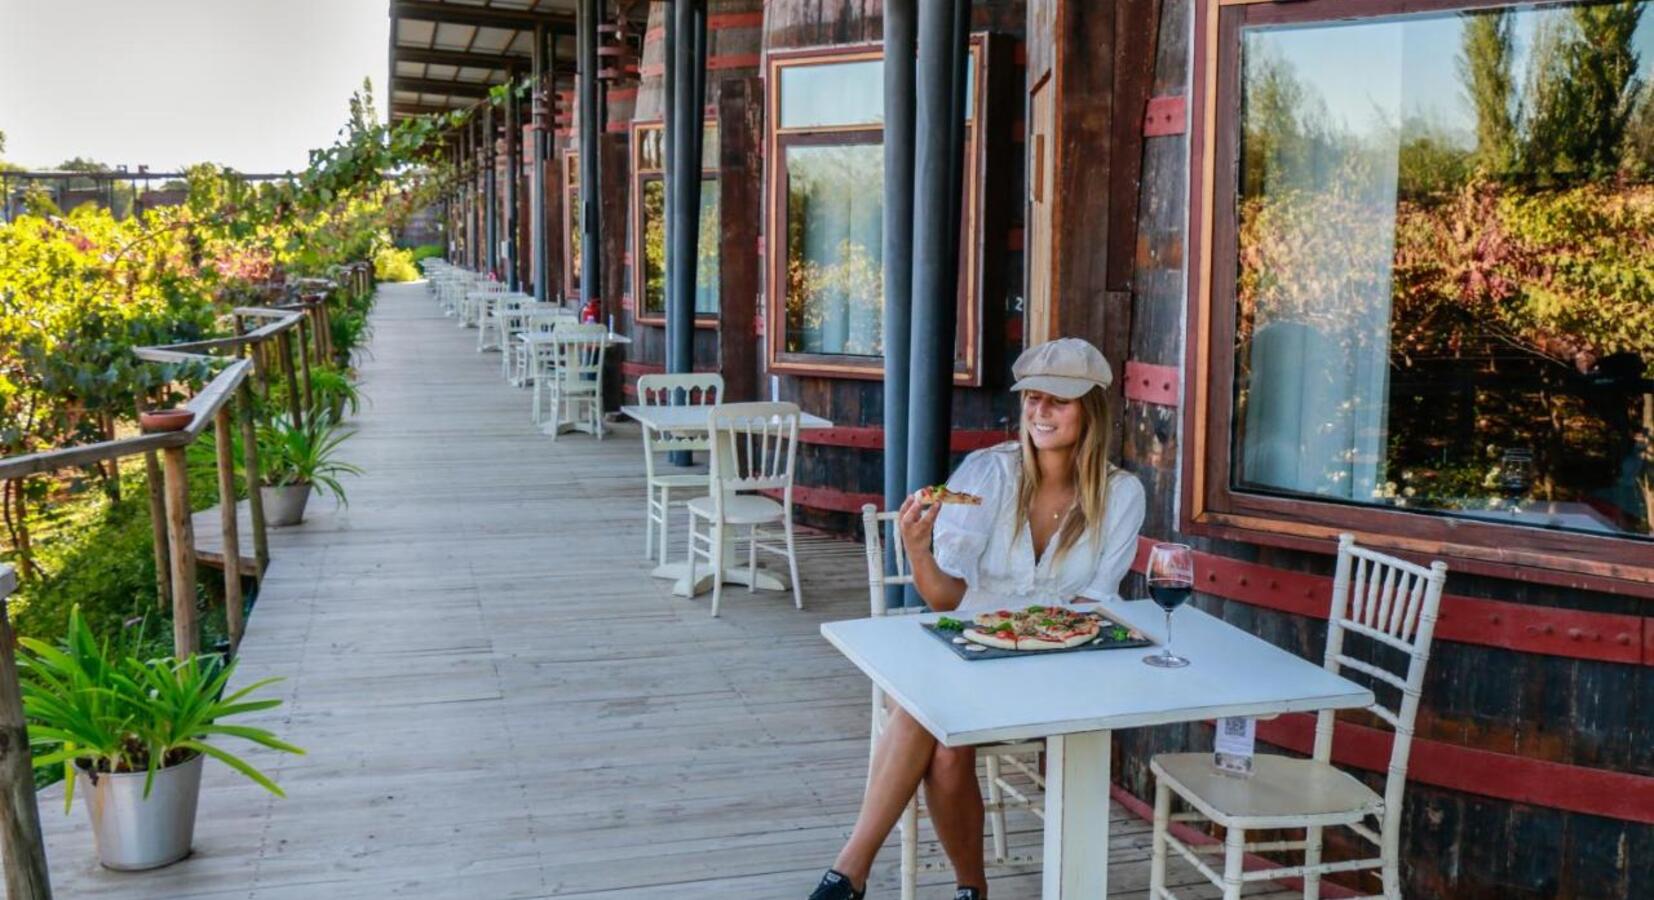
[1015, 387, 1115, 564]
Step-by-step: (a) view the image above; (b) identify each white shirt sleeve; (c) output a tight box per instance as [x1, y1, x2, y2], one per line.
[1076, 470, 1147, 602]
[929, 448, 1013, 583]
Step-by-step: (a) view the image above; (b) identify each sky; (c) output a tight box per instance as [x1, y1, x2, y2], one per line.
[0, 0, 389, 174]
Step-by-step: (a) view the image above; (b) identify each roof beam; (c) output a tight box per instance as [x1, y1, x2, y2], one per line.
[393, 76, 497, 99]
[392, 1, 576, 34]
[397, 46, 576, 74]
[392, 102, 472, 119]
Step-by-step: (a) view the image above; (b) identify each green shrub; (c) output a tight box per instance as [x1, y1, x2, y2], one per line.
[409, 244, 445, 263]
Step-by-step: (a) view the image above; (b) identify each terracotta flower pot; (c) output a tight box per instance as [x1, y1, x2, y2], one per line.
[138, 409, 194, 433]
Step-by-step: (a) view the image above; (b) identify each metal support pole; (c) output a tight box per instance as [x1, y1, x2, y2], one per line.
[577, 0, 602, 309]
[0, 565, 52, 900]
[906, 0, 969, 499]
[884, 0, 917, 609]
[505, 67, 522, 292]
[485, 104, 500, 278]
[667, 0, 708, 380]
[531, 24, 550, 302]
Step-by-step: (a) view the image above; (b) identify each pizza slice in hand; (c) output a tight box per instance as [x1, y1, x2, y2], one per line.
[917, 484, 983, 506]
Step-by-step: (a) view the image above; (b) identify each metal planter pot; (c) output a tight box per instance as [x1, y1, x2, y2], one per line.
[77, 752, 204, 871]
[261, 483, 312, 527]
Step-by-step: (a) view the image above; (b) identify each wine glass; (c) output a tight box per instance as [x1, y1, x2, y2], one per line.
[1144, 542, 1193, 668]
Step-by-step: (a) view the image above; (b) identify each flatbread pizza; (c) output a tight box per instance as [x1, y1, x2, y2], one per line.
[961, 605, 1104, 651]
[917, 484, 983, 506]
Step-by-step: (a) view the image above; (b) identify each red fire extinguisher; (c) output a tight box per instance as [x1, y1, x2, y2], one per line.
[581, 297, 600, 323]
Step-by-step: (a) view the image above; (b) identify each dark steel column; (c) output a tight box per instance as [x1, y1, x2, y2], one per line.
[505, 69, 522, 292]
[577, 0, 602, 308]
[884, 0, 918, 608]
[484, 104, 499, 278]
[905, 0, 969, 497]
[531, 25, 550, 301]
[666, 0, 708, 379]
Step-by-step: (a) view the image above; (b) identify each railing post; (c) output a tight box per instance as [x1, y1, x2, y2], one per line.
[296, 316, 316, 415]
[276, 331, 303, 430]
[212, 407, 245, 652]
[143, 448, 171, 610]
[238, 382, 270, 575]
[0, 565, 52, 900]
[160, 446, 197, 658]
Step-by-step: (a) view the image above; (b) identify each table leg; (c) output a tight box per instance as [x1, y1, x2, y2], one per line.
[1042, 730, 1111, 899]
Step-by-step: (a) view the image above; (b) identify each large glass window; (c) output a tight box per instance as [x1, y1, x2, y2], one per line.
[633, 123, 720, 321]
[767, 43, 987, 380]
[1194, 0, 1654, 580]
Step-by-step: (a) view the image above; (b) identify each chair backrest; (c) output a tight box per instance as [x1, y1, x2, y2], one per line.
[1319, 534, 1447, 843]
[637, 373, 722, 464]
[553, 323, 607, 385]
[707, 402, 799, 496]
[860, 504, 922, 619]
[523, 308, 572, 335]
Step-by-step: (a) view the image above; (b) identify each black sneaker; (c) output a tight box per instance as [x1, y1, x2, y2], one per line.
[953, 888, 985, 900]
[809, 868, 866, 900]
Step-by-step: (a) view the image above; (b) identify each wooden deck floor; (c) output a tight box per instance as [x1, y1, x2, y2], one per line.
[19, 282, 1292, 898]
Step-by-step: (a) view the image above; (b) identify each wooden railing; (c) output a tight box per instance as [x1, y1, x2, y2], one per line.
[0, 277, 358, 898]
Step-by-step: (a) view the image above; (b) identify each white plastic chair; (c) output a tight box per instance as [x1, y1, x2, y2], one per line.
[1148, 533, 1448, 900]
[502, 303, 565, 384]
[637, 373, 723, 563]
[685, 402, 802, 617]
[860, 504, 1045, 900]
[479, 293, 526, 353]
[542, 323, 608, 440]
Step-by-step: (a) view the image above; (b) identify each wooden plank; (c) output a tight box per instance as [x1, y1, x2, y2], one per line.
[0, 565, 51, 899]
[161, 446, 197, 658]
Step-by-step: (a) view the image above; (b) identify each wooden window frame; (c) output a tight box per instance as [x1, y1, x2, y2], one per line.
[561, 148, 580, 301]
[764, 39, 988, 384]
[1181, 0, 1654, 597]
[631, 120, 720, 328]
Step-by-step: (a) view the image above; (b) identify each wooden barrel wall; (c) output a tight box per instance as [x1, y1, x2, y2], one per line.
[619, 0, 765, 402]
[763, 0, 1029, 528]
[1105, 1, 1653, 897]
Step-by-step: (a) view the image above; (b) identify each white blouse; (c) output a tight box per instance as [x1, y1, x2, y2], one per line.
[930, 443, 1146, 612]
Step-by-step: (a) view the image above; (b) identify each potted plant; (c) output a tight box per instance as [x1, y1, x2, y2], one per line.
[20, 608, 303, 870]
[257, 411, 361, 526]
[309, 365, 363, 421]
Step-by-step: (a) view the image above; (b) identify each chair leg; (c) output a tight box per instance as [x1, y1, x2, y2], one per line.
[783, 513, 803, 610]
[1222, 826, 1245, 900]
[1304, 823, 1324, 900]
[1150, 779, 1171, 899]
[899, 796, 919, 900]
[709, 521, 725, 617]
[747, 526, 757, 593]
[644, 485, 656, 561]
[685, 514, 699, 597]
[984, 753, 1008, 863]
[658, 488, 672, 567]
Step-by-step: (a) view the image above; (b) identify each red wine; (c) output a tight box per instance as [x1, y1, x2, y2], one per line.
[1149, 582, 1191, 612]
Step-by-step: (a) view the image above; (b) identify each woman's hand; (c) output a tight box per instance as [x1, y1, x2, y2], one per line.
[897, 493, 941, 560]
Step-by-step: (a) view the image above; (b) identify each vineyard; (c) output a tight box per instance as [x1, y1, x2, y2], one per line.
[0, 84, 453, 654]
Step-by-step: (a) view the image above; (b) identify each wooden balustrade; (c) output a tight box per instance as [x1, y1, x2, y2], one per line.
[0, 566, 50, 899]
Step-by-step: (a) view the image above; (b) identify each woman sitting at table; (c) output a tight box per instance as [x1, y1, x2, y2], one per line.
[809, 338, 1146, 900]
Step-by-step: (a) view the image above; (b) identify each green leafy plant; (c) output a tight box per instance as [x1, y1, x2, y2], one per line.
[257, 412, 362, 504]
[19, 607, 303, 809]
[309, 365, 363, 419]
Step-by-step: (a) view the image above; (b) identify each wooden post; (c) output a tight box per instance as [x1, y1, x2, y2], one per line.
[213, 407, 245, 651]
[0, 565, 52, 900]
[297, 316, 316, 415]
[238, 382, 270, 576]
[160, 446, 197, 658]
[143, 450, 171, 610]
[277, 331, 303, 429]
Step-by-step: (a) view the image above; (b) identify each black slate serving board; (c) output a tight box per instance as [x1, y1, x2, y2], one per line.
[921, 616, 1154, 661]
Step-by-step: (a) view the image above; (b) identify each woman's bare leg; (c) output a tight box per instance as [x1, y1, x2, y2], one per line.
[833, 706, 938, 886]
[924, 744, 987, 891]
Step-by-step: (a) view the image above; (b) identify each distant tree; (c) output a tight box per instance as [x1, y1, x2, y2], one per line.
[1459, 10, 1517, 176]
[1521, 2, 1645, 181]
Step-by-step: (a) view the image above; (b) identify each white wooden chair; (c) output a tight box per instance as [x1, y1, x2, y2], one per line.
[685, 402, 802, 617]
[636, 373, 722, 563]
[1148, 533, 1448, 900]
[479, 293, 527, 353]
[463, 280, 506, 328]
[503, 304, 566, 384]
[860, 504, 1045, 900]
[541, 323, 608, 440]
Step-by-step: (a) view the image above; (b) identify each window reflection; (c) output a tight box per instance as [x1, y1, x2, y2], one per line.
[1231, 1, 1654, 539]
[641, 178, 720, 316]
[784, 143, 886, 356]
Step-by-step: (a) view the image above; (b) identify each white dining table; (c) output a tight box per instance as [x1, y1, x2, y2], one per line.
[821, 599, 1373, 899]
[619, 403, 832, 596]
